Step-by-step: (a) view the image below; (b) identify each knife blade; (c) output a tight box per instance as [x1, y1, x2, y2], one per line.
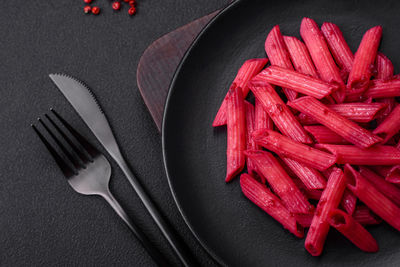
[49, 73, 197, 267]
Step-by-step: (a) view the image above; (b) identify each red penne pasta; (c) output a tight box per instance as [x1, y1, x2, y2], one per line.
[245, 150, 313, 214]
[281, 157, 326, 190]
[372, 165, 400, 184]
[352, 205, 382, 226]
[300, 103, 386, 124]
[254, 97, 273, 131]
[340, 189, 357, 215]
[321, 22, 354, 76]
[292, 178, 323, 201]
[346, 26, 382, 97]
[300, 17, 345, 103]
[295, 213, 314, 228]
[253, 66, 338, 99]
[345, 164, 400, 231]
[288, 96, 382, 148]
[304, 125, 350, 144]
[327, 209, 378, 253]
[316, 144, 400, 165]
[249, 82, 312, 144]
[252, 129, 336, 171]
[265, 25, 297, 101]
[363, 75, 400, 99]
[305, 168, 346, 256]
[240, 173, 304, 238]
[226, 85, 246, 182]
[375, 52, 394, 80]
[283, 36, 319, 78]
[358, 166, 400, 206]
[373, 105, 400, 143]
[245, 102, 257, 176]
[213, 58, 268, 126]
[376, 98, 396, 124]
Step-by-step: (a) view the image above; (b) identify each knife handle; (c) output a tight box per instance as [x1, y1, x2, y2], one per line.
[117, 159, 199, 267]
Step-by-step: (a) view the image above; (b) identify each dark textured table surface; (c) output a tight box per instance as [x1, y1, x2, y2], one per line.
[0, 1, 226, 266]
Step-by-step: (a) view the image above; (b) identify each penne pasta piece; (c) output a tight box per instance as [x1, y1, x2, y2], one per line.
[295, 213, 314, 228]
[327, 209, 378, 253]
[304, 125, 350, 144]
[316, 144, 400, 165]
[321, 22, 354, 76]
[346, 26, 382, 99]
[371, 165, 400, 185]
[292, 178, 323, 201]
[340, 189, 357, 215]
[253, 66, 338, 99]
[353, 205, 382, 226]
[305, 168, 346, 256]
[300, 17, 345, 103]
[213, 58, 268, 126]
[252, 129, 336, 171]
[358, 166, 400, 206]
[375, 52, 394, 80]
[281, 157, 326, 190]
[240, 173, 304, 238]
[283, 36, 319, 78]
[254, 97, 273, 131]
[288, 96, 382, 148]
[363, 75, 400, 99]
[265, 25, 298, 100]
[376, 98, 396, 124]
[345, 164, 400, 231]
[373, 105, 400, 143]
[249, 82, 312, 144]
[245, 102, 257, 176]
[245, 150, 314, 214]
[226, 85, 246, 182]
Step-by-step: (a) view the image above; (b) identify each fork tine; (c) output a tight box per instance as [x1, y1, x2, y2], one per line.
[45, 113, 91, 165]
[32, 124, 76, 177]
[50, 109, 98, 159]
[38, 118, 83, 170]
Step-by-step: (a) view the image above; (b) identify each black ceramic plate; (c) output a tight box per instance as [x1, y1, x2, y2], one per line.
[162, 0, 400, 266]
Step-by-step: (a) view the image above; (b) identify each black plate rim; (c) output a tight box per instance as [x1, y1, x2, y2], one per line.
[161, 1, 241, 266]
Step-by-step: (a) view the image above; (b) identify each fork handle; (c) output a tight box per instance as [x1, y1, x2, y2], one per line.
[102, 190, 169, 266]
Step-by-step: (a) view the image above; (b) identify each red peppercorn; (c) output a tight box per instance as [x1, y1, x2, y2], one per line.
[128, 7, 136, 15]
[91, 6, 100, 15]
[129, 0, 136, 6]
[83, 5, 92, 14]
[83, 0, 92, 4]
[112, 1, 121, 10]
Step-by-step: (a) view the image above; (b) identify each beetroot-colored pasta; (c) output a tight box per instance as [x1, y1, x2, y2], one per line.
[249, 82, 312, 144]
[281, 157, 326, 190]
[253, 66, 338, 99]
[346, 26, 382, 99]
[300, 17, 345, 103]
[321, 22, 354, 76]
[240, 173, 304, 238]
[288, 96, 382, 148]
[352, 205, 382, 226]
[363, 75, 400, 99]
[305, 168, 346, 256]
[245, 150, 313, 214]
[245, 102, 257, 176]
[292, 178, 323, 201]
[252, 129, 336, 171]
[304, 125, 350, 144]
[327, 209, 378, 253]
[345, 164, 400, 232]
[340, 189, 357, 215]
[254, 97, 273, 131]
[283, 36, 319, 78]
[226, 85, 246, 182]
[358, 166, 400, 206]
[373, 105, 400, 143]
[375, 52, 394, 80]
[376, 98, 396, 124]
[316, 144, 400, 165]
[371, 165, 400, 185]
[265, 25, 297, 101]
[213, 58, 268, 127]
[295, 213, 314, 228]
